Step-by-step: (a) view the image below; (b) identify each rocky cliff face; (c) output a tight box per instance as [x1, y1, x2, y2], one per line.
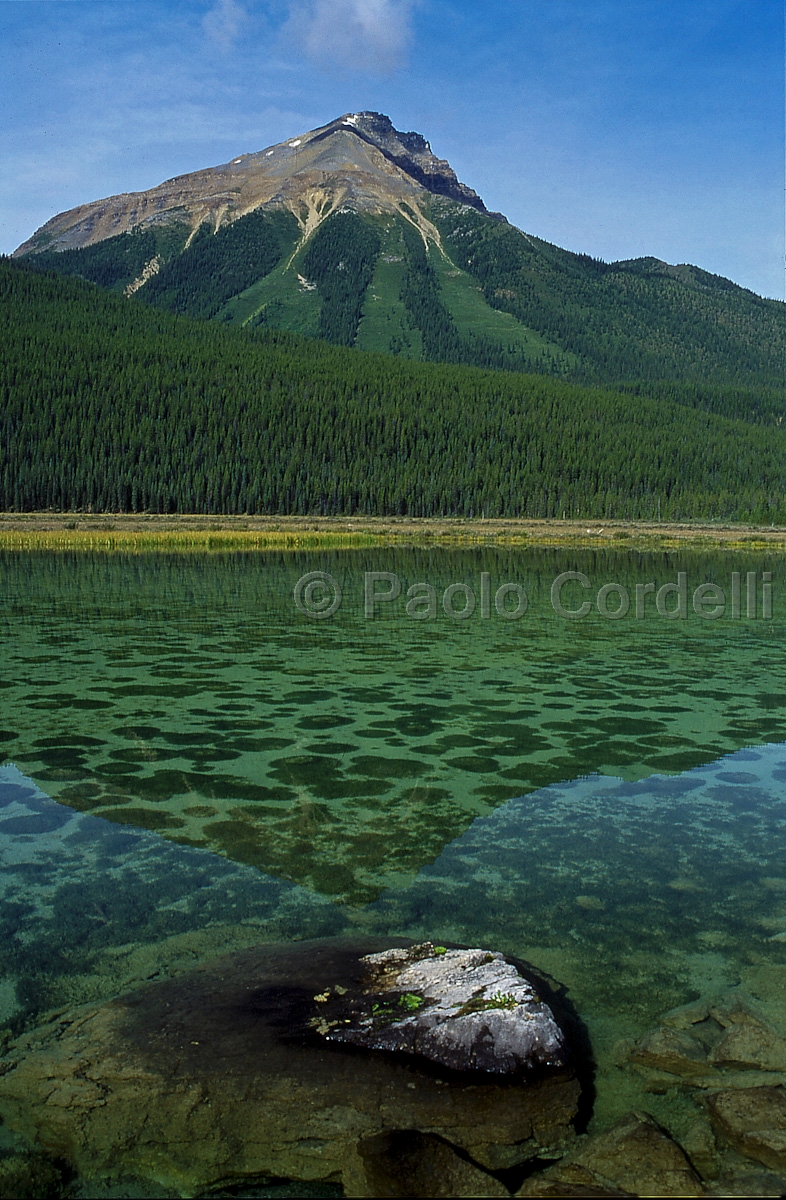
[14, 111, 494, 256]
[319, 111, 489, 210]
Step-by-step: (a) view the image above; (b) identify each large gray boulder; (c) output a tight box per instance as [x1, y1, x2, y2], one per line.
[316, 942, 568, 1074]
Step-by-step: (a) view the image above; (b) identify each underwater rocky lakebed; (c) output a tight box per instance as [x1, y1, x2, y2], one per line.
[2, 544, 786, 1195]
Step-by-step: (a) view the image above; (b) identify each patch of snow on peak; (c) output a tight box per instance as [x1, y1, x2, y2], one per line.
[266, 150, 274, 157]
[232, 158, 243, 164]
[343, 115, 359, 127]
[288, 139, 302, 147]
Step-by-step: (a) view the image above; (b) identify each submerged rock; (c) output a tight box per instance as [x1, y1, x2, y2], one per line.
[314, 942, 568, 1075]
[706, 1086, 786, 1173]
[0, 1151, 63, 1200]
[708, 1018, 786, 1073]
[629, 1025, 709, 1078]
[0, 939, 581, 1198]
[515, 1112, 705, 1198]
[357, 1131, 510, 1198]
[628, 989, 786, 1091]
[619, 990, 786, 1192]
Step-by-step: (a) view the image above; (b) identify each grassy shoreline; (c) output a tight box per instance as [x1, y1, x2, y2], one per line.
[1, 512, 786, 551]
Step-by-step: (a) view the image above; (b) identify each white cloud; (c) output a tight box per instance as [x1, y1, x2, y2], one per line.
[203, 0, 249, 51]
[285, 0, 416, 73]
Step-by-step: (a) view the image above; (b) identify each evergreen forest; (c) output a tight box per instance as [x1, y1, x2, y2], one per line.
[18, 201, 785, 425]
[2, 258, 784, 521]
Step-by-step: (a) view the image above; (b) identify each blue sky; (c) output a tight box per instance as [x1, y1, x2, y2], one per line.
[1, 0, 783, 298]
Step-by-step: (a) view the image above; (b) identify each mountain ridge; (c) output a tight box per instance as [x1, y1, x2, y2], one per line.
[14, 111, 492, 258]
[12, 111, 785, 403]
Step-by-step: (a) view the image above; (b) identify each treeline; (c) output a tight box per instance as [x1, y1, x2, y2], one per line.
[20, 210, 300, 321]
[614, 379, 785, 428]
[142, 209, 299, 319]
[18, 202, 785, 419]
[17, 224, 189, 291]
[2, 259, 785, 520]
[434, 202, 786, 392]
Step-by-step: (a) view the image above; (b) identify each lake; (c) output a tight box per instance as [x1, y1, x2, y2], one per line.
[2, 544, 786, 1151]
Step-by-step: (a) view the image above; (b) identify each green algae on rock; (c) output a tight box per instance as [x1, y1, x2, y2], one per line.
[315, 942, 569, 1074]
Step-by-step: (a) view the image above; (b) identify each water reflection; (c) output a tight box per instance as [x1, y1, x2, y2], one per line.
[1, 548, 785, 904]
[368, 741, 786, 1017]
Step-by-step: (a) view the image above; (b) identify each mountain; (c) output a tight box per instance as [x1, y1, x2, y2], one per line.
[13, 112, 786, 411]
[15, 111, 494, 257]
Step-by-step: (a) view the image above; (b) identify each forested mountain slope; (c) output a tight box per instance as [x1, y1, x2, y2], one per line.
[3, 259, 784, 521]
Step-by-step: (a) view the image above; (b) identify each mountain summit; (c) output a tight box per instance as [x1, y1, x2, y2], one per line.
[13, 111, 785, 401]
[15, 112, 492, 256]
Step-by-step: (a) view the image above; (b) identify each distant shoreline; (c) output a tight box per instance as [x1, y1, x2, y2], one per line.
[0, 513, 785, 551]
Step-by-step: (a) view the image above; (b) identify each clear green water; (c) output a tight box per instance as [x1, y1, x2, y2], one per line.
[2, 546, 786, 1136]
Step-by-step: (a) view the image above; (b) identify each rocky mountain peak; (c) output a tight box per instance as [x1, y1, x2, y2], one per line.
[15, 112, 492, 256]
[316, 111, 487, 212]
[345, 111, 432, 155]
